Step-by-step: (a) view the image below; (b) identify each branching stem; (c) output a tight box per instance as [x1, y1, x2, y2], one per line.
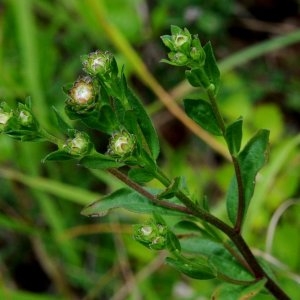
[108, 166, 290, 299]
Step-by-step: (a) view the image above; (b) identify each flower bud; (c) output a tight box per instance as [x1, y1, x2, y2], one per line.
[63, 131, 91, 156]
[149, 236, 166, 250]
[168, 52, 188, 66]
[189, 37, 206, 66]
[66, 76, 97, 113]
[174, 34, 189, 48]
[107, 129, 135, 159]
[0, 104, 12, 132]
[161, 26, 192, 54]
[133, 221, 168, 251]
[82, 50, 113, 76]
[17, 109, 33, 127]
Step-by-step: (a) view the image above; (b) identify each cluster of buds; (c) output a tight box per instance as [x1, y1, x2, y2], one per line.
[0, 100, 41, 141]
[81, 50, 114, 77]
[133, 220, 169, 250]
[62, 131, 92, 157]
[107, 129, 136, 160]
[66, 76, 97, 114]
[161, 25, 206, 68]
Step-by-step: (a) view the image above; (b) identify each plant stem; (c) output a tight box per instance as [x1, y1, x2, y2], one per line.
[207, 87, 245, 233]
[207, 86, 226, 135]
[107, 168, 192, 215]
[232, 156, 245, 232]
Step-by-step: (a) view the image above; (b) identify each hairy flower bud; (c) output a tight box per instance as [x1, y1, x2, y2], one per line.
[66, 76, 97, 113]
[63, 131, 91, 156]
[174, 34, 189, 48]
[189, 37, 206, 67]
[0, 103, 12, 132]
[161, 26, 192, 54]
[107, 129, 135, 159]
[168, 52, 188, 66]
[82, 50, 113, 76]
[17, 109, 33, 127]
[133, 221, 168, 251]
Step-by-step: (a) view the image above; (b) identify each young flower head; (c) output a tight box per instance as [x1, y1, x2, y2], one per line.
[161, 25, 192, 53]
[63, 131, 92, 156]
[81, 50, 113, 76]
[17, 109, 33, 127]
[66, 76, 97, 114]
[0, 102, 12, 132]
[107, 129, 136, 159]
[167, 52, 188, 66]
[133, 221, 168, 250]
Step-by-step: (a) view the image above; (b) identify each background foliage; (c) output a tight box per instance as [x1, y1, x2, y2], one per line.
[1, 0, 300, 299]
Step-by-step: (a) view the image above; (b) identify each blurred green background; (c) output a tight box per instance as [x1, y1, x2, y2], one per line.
[1, 0, 300, 299]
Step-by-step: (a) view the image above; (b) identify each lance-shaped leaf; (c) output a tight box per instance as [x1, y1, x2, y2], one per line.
[212, 279, 267, 300]
[81, 188, 188, 217]
[126, 88, 160, 160]
[166, 256, 215, 280]
[185, 68, 210, 88]
[128, 167, 155, 183]
[52, 106, 72, 135]
[184, 99, 222, 136]
[42, 150, 76, 162]
[225, 117, 243, 155]
[80, 153, 124, 170]
[226, 129, 270, 225]
[203, 42, 220, 94]
[180, 237, 254, 283]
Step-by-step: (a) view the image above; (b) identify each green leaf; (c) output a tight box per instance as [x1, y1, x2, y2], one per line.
[185, 68, 210, 88]
[212, 279, 267, 300]
[174, 220, 215, 240]
[225, 117, 243, 155]
[42, 150, 76, 162]
[126, 88, 160, 160]
[166, 231, 181, 252]
[226, 130, 270, 225]
[170, 24, 182, 35]
[128, 167, 155, 183]
[79, 153, 124, 170]
[157, 176, 184, 199]
[81, 188, 188, 217]
[165, 256, 215, 280]
[98, 105, 119, 133]
[180, 237, 253, 283]
[184, 99, 222, 135]
[52, 106, 72, 135]
[203, 42, 220, 93]
[5, 129, 44, 142]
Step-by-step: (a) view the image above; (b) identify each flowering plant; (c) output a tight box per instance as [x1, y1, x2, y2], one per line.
[1, 26, 291, 299]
